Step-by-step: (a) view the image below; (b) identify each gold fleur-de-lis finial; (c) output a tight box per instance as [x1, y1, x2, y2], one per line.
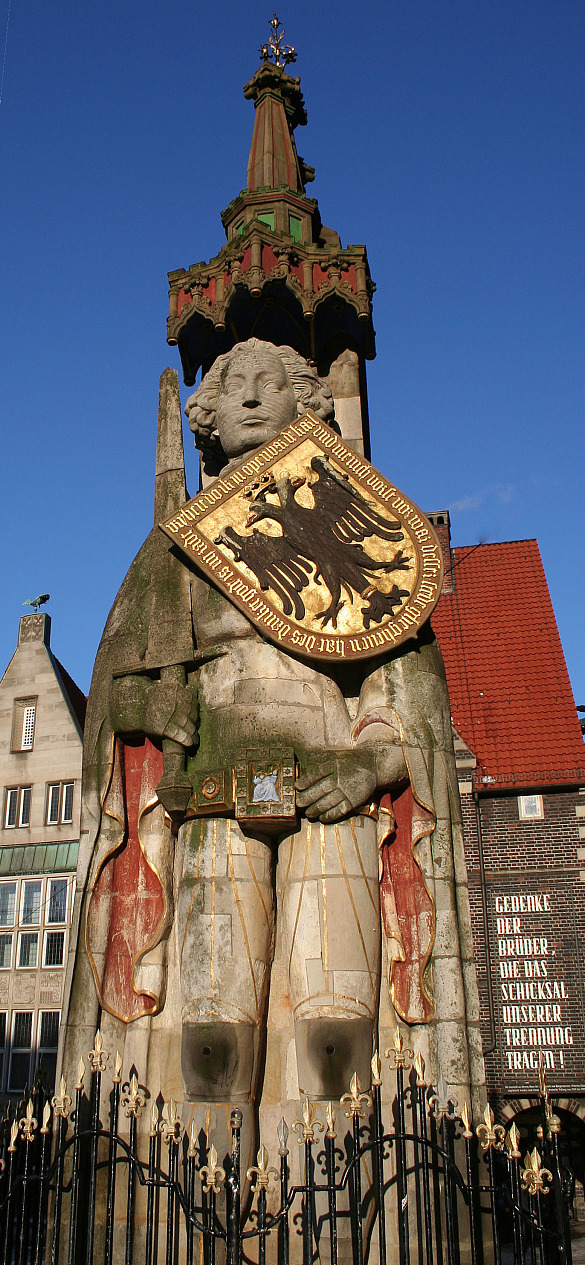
[52, 1076, 72, 1119]
[371, 1052, 382, 1087]
[122, 1073, 146, 1120]
[277, 1118, 289, 1156]
[428, 1074, 456, 1121]
[259, 13, 297, 67]
[159, 1098, 185, 1145]
[19, 1100, 38, 1143]
[476, 1104, 505, 1152]
[385, 1027, 413, 1071]
[341, 1072, 372, 1120]
[460, 1102, 473, 1140]
[505, 1122, 521, 1159]
[200, 1143, 226, 1194]
[88, 1029, 109, 1074]
[292, 1099, 324, 1144]
[247, 1144, 279, 1192]
[545, 1100, 561, 1137]
[325, 1101, 337, 1138]
[521, 1148, 553, 1197]
[414, 1052, 426, 1086]
[149, 1102, 159, 1137]
[8, 1119, 18, 1153]
[187, 1120, 198, 1160]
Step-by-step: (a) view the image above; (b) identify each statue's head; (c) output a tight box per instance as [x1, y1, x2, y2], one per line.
[185, 339, 335, 468]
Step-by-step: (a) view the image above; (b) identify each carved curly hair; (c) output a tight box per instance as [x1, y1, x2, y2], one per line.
[185, 339, 335, 463]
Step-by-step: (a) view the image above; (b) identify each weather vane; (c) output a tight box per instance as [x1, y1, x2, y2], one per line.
[259, 13, 296, 67]
[23, 594, 50, 613]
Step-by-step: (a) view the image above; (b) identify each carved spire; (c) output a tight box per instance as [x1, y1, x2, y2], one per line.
[243, 60, 312, 195]
[167, 24, 376, 410]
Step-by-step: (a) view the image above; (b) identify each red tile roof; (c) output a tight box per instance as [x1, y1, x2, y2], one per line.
[431, 539, 585, 789]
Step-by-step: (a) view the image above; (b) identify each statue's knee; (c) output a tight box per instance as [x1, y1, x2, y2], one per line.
[181, 1021, 256, 1101]
[294, 1017, 375, 1100]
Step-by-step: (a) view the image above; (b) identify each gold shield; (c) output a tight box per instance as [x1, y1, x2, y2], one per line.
[160, 413, 443, 662]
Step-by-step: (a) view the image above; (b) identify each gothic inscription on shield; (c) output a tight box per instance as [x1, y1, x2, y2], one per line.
[160, 413, 443, 661]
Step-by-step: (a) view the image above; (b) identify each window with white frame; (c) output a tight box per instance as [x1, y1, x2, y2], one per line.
[43, 930, 65, 968]
[18, 932, 38, 969]
[21, 880, 42, 926]
[0, 935, 12, 969]
[11, 699, 37, 752]
[5, 1010, 60, 1095]
[0, 877, 70, 972]
[0, 883, 16, 927]
[4, 786, 31, 828]
[46, 781, 75, 825]
[9, 1011, 33, 1092]
[47, 878, 68, 924]
[518, 794, 544, 820]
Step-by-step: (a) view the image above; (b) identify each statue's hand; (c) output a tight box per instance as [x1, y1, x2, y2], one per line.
[110, 675, 198, 746]
[144, 681, 198, 748]
[296, 750, 378, 824]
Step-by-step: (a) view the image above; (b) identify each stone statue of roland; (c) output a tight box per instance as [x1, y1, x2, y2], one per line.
[62, 339, 483, 1167]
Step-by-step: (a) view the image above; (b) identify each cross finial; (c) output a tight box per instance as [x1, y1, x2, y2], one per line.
[259, 13, 297, 67]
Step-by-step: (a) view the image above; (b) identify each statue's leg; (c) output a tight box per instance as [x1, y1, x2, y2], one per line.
[178, 817, 274, 1102]
[279, 815, 381, 1098]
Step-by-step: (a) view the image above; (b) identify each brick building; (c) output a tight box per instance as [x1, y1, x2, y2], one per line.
[429, 510, 585, 1195]
[0, 613, 85, 1097]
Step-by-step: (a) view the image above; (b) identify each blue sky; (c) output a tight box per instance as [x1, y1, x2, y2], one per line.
[1, 0, 584, 710]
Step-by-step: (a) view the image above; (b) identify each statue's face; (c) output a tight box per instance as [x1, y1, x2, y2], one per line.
[214, 349, 297, 460]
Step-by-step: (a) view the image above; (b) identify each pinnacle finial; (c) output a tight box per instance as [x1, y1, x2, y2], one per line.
[259, 13, 297, 67]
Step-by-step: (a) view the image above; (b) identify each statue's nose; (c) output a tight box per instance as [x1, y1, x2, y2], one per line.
[240, 372, 263, 407]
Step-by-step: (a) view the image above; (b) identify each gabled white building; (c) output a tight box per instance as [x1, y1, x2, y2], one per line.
[0, 612, 84, 1096]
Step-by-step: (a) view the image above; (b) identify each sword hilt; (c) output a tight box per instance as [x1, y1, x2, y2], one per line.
[155, 665, 193, 823]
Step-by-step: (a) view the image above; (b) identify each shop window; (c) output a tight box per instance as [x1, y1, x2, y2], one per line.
[37, 1010, 59, 1089]
[0, 1013, 6, 1088]
[11, 699, 36, 752]
[9, 1011, 32, 1092]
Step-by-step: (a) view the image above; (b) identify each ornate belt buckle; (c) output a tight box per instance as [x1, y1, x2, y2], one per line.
[235, 747, 296, 826]
[189, 769, 232, 816]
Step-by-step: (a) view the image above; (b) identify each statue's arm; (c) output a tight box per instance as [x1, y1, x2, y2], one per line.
[295, 659, 407, 824]
[110, 674, 197, 748]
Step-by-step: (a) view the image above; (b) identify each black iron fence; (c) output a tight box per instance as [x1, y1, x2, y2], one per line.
[0, 1027, 574, 1265]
